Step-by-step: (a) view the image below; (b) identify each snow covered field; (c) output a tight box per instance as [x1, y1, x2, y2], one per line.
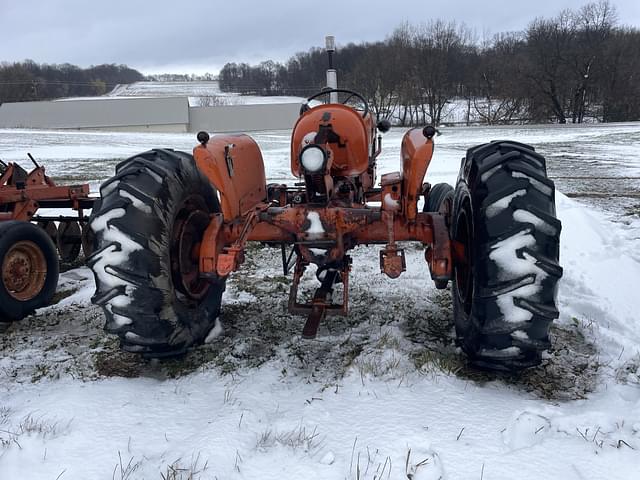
[1, 123, 639, 479]
[108, 81, 306, 107]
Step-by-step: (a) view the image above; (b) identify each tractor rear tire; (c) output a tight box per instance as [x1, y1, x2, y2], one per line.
[0, 220, 59, 321]
[451, 141, 562, 371]
[88, 149, 226, 357]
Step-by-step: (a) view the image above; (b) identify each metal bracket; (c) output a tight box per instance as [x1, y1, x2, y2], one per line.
[224, 144, 235, 177]
[379, 209, 406, 278]
[288, 255, 350, 338]
[281, 243, 296, 275]
[380, 247, 406, 279]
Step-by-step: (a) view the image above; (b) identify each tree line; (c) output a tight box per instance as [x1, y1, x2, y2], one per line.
[219, 1, 639, 125]
[0, 62, 144, 104]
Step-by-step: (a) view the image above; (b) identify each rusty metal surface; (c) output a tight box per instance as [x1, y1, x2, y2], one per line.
[192, 108, 451, 338]
[0, 162, 92, 222]
[290, 104, 375, 179]
[288, 256, 350, 318]
[1, 240, 47, 301]
[199, 204, 452, 279]
[173, 209, 211, 300]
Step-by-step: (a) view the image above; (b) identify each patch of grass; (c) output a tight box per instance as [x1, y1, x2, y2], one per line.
[354, 352, 402, 379]
[255, 425, 321, 453]
[31, 363, 51, 383]
[112, 452, 141, 480]
[348, 440, 392, 480]
[340, 340, 365, 370]
[454, 321, 601, 400]
[1, 413, 70, 450]
[616, 354, 640, 385]
[160, 453, 209, 480]
[375, 330, 401, 350]
[18, 414, 66, 438]
[624, 203, 640, 217]
[161, 346, 227, 379]
[93, 350, 148, 379]
[0, 406, 11, 425]
[411, 349, 463, 376]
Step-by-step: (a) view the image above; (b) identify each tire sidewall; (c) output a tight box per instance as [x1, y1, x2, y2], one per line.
[451, 180, 479, 351]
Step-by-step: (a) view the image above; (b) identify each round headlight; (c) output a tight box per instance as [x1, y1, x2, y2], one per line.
[300, 145, 326, 173]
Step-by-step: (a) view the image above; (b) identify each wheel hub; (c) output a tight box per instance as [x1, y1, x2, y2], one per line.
[2, 241, 47, 301]
[172, 202, 210, 300]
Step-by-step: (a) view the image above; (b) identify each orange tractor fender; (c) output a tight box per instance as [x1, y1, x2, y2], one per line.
[193, 134, 267, 221]
[400, 128, 435, 222]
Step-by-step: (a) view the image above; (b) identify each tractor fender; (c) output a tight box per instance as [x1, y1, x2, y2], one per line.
[193, 134, 267, 220]
[400, 128, 434, 222]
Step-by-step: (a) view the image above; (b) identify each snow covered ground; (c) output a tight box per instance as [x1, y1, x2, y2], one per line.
[1, 123, 639, 479]
[107, 81, 306, 107]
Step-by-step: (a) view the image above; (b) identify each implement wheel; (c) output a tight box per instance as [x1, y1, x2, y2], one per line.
[0, 221, 59, 321]
[452, 141, 562, 371]
[88, 149, 226, 357]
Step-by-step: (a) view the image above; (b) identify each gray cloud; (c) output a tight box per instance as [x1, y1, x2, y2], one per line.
[1, 0, 638, 73]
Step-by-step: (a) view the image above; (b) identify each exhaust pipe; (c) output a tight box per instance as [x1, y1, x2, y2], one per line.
[325, 35, 338, 104]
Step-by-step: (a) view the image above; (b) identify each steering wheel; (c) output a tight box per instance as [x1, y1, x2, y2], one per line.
[305, 88, 370, 118]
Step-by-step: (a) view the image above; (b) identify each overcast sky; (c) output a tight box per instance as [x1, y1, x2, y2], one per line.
[1, 0, 639, 75]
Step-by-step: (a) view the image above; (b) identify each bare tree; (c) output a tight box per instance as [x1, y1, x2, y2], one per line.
[525, 11, 577, 123]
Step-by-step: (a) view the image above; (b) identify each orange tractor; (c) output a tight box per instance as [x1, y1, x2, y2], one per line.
[89, 39, 562, 371]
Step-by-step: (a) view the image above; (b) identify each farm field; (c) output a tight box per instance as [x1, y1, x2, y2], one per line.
[1, 121, 639, 479]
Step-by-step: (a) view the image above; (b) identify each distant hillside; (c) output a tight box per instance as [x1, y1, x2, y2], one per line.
[0, 62, 144, 103]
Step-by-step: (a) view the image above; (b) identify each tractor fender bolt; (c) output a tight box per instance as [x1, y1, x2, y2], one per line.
[423, 125, 436, 139]
[197, 131, 210, 146]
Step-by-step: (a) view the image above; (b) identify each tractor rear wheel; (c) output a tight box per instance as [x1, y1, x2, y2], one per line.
[0, 220, 59, 321]
[451, 141, 562, 371]
[88, 149, 226, 357]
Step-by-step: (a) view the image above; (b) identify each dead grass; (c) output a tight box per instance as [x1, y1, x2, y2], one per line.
[615, 353, 640, 385]
[112, 452, 141, 480]
[624, 203, 640, 217]
[348, 439, 392, 480]
[160, 453, 209, 480]
[255, 425, 321, 453]
[0, 244, 603, 402]
[452, 321, 601, 400]
[1, 412, 70, 450]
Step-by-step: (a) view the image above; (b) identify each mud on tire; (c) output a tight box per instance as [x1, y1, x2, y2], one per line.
[88, 149, 226, 357]
[452, 141, 563, 371]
